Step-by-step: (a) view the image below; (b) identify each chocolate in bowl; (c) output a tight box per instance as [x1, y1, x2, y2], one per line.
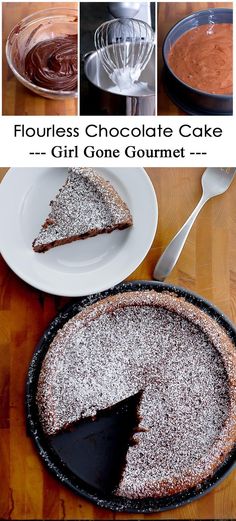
[6, 8, 78, 100]
[162, 8, 233, 115]
[24, 34, 77, 92]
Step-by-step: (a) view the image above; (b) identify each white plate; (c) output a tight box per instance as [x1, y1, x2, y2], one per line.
[0, 167, 158, 296]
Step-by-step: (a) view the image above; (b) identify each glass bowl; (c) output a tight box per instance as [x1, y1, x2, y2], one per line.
[6, 7, 78, 100]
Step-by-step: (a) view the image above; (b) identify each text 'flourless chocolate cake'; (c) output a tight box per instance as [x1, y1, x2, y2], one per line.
[33, 168, 133, 252]
[36, 290, 236, 499]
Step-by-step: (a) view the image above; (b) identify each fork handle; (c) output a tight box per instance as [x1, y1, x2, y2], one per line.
[153, 194, 208, 281]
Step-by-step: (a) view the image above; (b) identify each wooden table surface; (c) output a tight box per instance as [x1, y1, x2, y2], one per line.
[2, 3, 78, 116]
[0, 166, 236, 519]
[158, 2, 232, 115]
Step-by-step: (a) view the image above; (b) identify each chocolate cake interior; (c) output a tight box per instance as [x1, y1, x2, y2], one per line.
[33, 167, 133, 252]
[50, 392, 142, 494]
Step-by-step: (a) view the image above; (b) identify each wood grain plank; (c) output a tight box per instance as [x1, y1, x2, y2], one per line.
[0, 166, 236, 519]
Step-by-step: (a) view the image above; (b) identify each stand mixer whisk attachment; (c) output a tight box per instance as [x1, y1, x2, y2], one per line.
[94, 18, 154, 90]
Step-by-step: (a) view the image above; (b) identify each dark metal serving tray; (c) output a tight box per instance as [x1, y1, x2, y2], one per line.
[26, 281, 236, 513]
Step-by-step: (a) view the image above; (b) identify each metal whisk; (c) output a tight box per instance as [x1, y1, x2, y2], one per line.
[94, 18, 154, 90]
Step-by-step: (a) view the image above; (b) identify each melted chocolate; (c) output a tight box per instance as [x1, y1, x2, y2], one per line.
[24, 34, 77, 91]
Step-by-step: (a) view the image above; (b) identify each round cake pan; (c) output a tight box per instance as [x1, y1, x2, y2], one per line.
[26, 281, 236, 513]
[162, 8, 233, 115]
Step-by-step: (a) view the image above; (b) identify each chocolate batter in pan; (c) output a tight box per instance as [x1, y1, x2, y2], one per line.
[168, 23, 232, 95]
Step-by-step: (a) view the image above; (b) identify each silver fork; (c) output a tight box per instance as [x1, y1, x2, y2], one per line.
[153, 168, 236, 282]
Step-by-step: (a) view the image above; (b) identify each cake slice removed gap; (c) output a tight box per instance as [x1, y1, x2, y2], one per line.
[50, 391, 144, 494]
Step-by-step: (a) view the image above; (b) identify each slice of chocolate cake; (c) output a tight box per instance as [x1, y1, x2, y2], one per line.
[36, 290, 236, 499]
[33, 168, 133, 252]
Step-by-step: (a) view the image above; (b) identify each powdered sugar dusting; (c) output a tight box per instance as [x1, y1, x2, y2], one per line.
[33, 167, 132, 249]
[36, 290, 236, 498]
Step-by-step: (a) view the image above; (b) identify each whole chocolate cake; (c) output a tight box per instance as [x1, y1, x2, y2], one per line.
[36, 290, 236, 498]
[33, 168, 133, 252]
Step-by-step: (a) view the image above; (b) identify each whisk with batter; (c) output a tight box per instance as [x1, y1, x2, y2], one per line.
[94, 18, 154, 91]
